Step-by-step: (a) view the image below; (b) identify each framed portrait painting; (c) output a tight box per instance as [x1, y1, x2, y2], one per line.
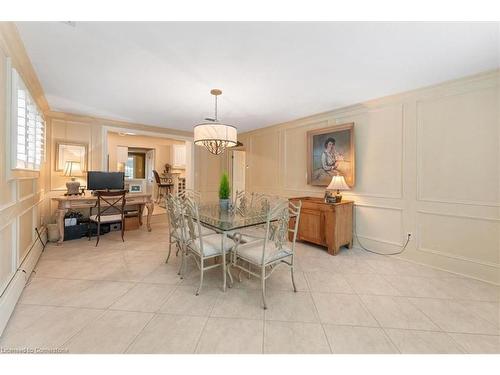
[307, 123, 355, 187]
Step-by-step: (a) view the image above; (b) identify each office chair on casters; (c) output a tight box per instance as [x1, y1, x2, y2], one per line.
[88, 190, 127, 246]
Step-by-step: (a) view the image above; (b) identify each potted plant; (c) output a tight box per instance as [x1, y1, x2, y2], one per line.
[219, 172, 230, 210]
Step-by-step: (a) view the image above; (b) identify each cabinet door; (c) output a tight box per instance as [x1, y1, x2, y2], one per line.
[297, 208, 324, 245]
[172, 144, 186, 169]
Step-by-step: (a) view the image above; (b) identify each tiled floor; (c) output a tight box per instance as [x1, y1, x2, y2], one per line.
[1, 218, 499, 354]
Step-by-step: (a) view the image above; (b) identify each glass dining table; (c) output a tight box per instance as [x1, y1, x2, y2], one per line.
[196, 203, 270, 291]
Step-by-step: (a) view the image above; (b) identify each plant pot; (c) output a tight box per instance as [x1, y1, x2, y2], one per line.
[219, 198, 230, 211]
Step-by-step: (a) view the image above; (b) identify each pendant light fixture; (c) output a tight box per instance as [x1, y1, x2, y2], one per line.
[194, 89, 238, 155]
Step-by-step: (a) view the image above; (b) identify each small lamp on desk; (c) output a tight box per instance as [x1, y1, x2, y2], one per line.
[64, 161, 83, 195]
[326, 174, 350, 203]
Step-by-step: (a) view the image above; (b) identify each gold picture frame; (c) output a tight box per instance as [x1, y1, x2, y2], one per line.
[307, 122, 355, 187]
[55, 141, 88, 172]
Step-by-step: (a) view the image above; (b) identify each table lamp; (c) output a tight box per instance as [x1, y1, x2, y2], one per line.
[64, 161, 83, 195]
[326, 175, 350, 203]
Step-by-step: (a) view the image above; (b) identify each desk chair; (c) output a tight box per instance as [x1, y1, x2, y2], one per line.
[88, 190, 127, 246]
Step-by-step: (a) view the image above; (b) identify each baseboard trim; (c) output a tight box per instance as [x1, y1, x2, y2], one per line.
[0, 231, 44, 337]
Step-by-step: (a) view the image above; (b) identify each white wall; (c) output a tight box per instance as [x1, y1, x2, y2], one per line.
[238, 70, 499, 284]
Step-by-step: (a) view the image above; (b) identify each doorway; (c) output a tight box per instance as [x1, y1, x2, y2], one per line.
[231, 150, 246, 197]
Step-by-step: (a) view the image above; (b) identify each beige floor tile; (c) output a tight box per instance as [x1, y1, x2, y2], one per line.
[62, 280, 134, 309]
[360, 295, 439, 330]
[211, 288, 265, 320]
[0, 304, 54, 332]
[64, 310, 153, 353]
[159, 285, 223, 316]
[110, 283, 176, 312]
[329, 257, 377, 275]
[121, 250, 167, 264]
[264, 291, 319, 323]
[311, 292, 378, 326]
[19, 278, 93, 306]
[409, 298, 498, 335]
[344, 273, 401, 296]
[98, 261, 161, 282]
[431, 278, 500, 302]
[324, 325, 397, 354]
[295, 255, 338, 273]
[196, 317, 263, 354]
[383, 275, 452, 299]
[0, 306, 104, 350]
[450, 333, 500, 354]
[456, 301, 499, 330]
[385, 329, 464, 353]
[366, 258, 461, 278]
[140, 263, 183, 285]
[126, 314, 207, 353]
[304, 271, 354, 293]
[264, 321, 330, 354]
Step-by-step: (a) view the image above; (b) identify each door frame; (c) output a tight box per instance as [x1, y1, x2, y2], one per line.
[101, 126, 195, 191]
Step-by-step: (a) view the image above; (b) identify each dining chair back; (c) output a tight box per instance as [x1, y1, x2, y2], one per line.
[231, 199, 302, 309]
[165, 194, 185, 263]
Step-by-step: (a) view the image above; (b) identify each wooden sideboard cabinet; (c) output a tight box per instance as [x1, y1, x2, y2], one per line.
[289, 197, 353, 255]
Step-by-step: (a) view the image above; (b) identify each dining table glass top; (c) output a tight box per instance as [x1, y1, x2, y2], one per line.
[197, 203, 269, 232]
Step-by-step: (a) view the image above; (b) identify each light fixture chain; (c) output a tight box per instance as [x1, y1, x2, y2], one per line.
[214, 94, 218, 121]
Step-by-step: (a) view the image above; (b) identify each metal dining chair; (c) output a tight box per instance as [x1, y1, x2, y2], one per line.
[88, 190, 127, 246]
[179, 196, 234, 295]
[165, 194, 185, 264]
[230, 199, 302, 309]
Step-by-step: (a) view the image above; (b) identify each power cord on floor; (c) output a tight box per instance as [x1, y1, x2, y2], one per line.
[354, 229, 412, 256]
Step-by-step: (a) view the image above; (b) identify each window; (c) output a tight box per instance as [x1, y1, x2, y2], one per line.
[125, 152, 146, 179]
[11, 69, 45, 171]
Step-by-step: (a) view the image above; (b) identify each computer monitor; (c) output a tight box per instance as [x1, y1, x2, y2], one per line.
[87, 171, 125, 191]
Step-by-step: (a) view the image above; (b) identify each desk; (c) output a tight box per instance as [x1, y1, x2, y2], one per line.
[52, 193, 154, 244]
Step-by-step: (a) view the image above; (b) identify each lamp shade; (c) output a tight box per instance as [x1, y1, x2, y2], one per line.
[63, 161, 83, 177]
[194, 122, 238, 155]
[327, 175, 350, 191]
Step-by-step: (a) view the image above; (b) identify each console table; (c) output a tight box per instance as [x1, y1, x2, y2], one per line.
[289, 197, 353, 255]
[52, 192, 154, 244]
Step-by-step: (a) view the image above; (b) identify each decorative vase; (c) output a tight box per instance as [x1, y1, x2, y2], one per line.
[219, 198, 230, 211]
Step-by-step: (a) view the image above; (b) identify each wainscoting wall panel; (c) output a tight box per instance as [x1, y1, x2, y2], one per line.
[416, 86, 499, 206]
[0, 23, 51, 335]
[240, 70, 499, 284]
[335, 104, 404, 199]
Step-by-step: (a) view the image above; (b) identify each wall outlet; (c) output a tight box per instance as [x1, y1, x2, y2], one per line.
[406, 232, 412, 239]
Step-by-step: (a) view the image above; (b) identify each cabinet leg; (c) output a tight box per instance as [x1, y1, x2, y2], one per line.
[348, 241, 353, 249]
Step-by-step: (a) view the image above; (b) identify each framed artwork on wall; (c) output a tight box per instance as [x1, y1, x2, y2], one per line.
[307, 122, 355, 187]
[55, 141, 88, 172]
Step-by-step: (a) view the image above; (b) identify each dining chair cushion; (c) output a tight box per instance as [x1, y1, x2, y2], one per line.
[188, 233, 233, 257]
[236, 241, 293, 265]
[234, 226, 267, 244]
[89, 214, 123, 223]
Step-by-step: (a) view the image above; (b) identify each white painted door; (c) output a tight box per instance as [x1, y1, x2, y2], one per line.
[232, 150, 246, 198]
[145, 149, 155, 195]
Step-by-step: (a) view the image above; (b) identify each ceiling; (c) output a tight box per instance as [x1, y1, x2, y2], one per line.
[16, 22, 499, 132]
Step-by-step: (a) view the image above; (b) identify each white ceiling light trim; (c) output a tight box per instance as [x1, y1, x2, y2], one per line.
[194, 89, 238, 155]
